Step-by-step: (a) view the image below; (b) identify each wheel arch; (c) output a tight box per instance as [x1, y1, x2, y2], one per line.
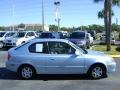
[87, 63, 107, 74]
[18, 64, 36, 74]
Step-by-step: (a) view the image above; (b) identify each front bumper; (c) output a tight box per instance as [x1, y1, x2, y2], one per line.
[4, 42, 16, 47]
[107, 62, 116, 73]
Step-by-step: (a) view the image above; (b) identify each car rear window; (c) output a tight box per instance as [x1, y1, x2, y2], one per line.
[29, 42, 47, 53]
[70, 32, 85, 39]
[40, 33, 52, 38]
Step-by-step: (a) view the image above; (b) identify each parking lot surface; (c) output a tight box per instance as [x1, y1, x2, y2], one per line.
[0, 51, 120, 90]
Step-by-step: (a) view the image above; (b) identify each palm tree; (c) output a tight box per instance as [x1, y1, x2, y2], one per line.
[94, 0, 120, 51]
[98, 9, 114, 19]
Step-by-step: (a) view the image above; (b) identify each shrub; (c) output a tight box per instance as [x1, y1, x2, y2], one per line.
[116, 47, 120, 52]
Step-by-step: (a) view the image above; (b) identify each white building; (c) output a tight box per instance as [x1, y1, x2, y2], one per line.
[5, 24, 49, 31]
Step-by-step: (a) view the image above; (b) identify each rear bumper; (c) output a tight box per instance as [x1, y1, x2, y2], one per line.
[6, 61, 19, 72]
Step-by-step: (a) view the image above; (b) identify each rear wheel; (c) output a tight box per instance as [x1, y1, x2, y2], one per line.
[89, 65, 106, 79]
[18, 65, 36, 80]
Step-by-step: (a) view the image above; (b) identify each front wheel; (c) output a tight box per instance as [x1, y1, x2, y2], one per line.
[89, 65, 106, 79]
[18, 65, 36, 80]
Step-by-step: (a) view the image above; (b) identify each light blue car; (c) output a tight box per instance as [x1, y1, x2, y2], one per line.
[6, 39, 116, 79]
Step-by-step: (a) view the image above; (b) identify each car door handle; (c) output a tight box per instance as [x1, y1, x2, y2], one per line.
[50, 59, 55, 61]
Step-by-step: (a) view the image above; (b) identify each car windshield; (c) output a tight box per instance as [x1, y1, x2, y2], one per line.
[70, 32, 85, 39]
[6, 32, 16, 37]
[15, 32, 26, 38]
[0, 32, 6, 37]
[40, 33, 52, 38]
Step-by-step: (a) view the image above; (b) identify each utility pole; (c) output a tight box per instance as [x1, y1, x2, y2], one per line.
[42, 0, 44, 31]
[116, 18, 118, 25]
[12, 0, 15, 31]
[54, 1, 61, 31]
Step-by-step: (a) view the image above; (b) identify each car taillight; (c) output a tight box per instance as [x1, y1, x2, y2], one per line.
[8, 53, 11, 60]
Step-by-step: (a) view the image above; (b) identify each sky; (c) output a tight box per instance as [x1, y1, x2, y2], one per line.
[0, 0, 120, 27]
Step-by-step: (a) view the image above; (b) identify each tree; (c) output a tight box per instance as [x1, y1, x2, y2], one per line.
[98, 9, 114, 18]
[18, 23, 25, 28]
[89, 24, 104, 32]
[49, 25, 58, 31]
[112, 23, 120, 31]
[0, 27, 5, 31]
[94, 0, 120, 51]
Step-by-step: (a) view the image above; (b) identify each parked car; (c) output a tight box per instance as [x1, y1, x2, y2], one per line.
[40, 32, 62, 39]
[100, 34, 115, 45]
[3, 31, 37, 47]
[0, 31, 16, 48]
[88, 31, 96, 40]
[87, 33, 94, 45]
[6, 39, 116, 79]
[68, 31, 90, 49]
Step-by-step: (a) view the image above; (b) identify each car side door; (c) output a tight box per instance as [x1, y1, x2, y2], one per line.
[44, 41, 85, 74]
[28, 42, 48, 74]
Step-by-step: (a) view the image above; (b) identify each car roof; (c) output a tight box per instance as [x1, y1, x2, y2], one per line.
[30, 39, 69, 43]
[41, 32, 58, 33]
[73, 31, 87, 33]
[18, 31, 35, 32]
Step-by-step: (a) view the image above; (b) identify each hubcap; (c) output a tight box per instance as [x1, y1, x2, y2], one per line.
[92, 67, 103, 79]
[21, 67, 33, 79]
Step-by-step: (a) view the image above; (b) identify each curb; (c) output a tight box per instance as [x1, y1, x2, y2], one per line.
[90, 45, 96, 50]
[109, 55, 120, 58]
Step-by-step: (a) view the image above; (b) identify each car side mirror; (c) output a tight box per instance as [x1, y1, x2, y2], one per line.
[75, 50, 80, 56]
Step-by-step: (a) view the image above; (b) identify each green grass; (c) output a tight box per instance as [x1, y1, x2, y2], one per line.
[92, 45, 120, 55]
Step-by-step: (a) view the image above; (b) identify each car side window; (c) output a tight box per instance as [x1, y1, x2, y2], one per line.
[29, 32, 35, 36]
[29, 42, 47, 53]
[48, 42, 75, 54]
[26, 32, 31, 37]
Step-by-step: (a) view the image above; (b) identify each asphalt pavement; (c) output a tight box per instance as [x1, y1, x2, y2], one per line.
[0, 51, 120, 90]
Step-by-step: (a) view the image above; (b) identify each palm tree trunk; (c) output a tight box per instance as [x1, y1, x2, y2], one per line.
[104, 0, 111, 51]
[108, 0, 112, 51]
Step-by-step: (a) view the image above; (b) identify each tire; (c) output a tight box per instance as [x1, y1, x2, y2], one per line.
[0, 42, 4, 49]
[18, 65, 36, 80]
[88, 65, 106, 79]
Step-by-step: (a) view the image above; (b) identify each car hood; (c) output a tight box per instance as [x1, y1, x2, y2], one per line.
[87, 50, 106, 56]
[84, 50, 114, 62]
[5, 37, 23, 42]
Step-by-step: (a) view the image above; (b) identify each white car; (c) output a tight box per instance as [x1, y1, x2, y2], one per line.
[87, 33, 94, 45]
[3, 31, 37, 47]
[0, 31, 16, 48]
[100, 34, 115, 45]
